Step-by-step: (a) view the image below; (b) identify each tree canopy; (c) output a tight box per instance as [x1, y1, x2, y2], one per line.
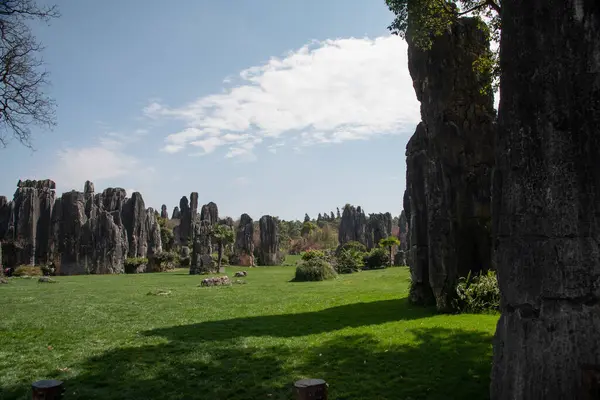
[385, 0, 501, 92]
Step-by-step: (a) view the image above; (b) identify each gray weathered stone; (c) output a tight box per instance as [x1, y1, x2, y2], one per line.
[145, 207, 162, 257]
[404, 16, 495, 311]
[200, 202, 219, 225]
[190, 220, 215, 274]
[490, 1, 600, 398]
[232, 213, 255, 266]
[171, 206, 181, 220]
[398, 210, 408, 251]
[121, 192, 148, 258]
[258, 215, 282, 266]
[160, 204, 168, 219]
[366, 212, 393, 249]
[338, 204, 367, 247]
[178, 193, 198, 246]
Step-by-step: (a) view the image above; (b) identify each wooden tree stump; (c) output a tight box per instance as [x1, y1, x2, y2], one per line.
[31, 380, 64, 400]
[294, 378, 327, 400]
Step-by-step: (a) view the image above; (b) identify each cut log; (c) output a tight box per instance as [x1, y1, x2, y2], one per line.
[32, 380, 64, 400]
[294, 378, 327, 400]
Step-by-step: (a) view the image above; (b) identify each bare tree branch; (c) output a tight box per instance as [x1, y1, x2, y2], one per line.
[0, 0, 59, 149]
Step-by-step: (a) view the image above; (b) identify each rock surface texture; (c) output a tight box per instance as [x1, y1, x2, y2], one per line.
[0, 181, 163, 275]
[258, 215, 281, 266]
[232, 213, 255, 266]
[398, 210, 408, 251]
[338, 205, 367, 247]
[366, 212, 393, 249]
[171, 206, 181, 220]
[490, 1, 600, 398]
[403, 16, 495, 311]
[200, 202, 219, 225]
[160, 205, 168, 219]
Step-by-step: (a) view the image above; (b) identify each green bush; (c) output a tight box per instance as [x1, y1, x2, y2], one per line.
[149, 252, 179, 272]
[13, 265, 43, 277]
[300, 250, 326, 262]
[335, 249, 364, 274]
[453, 270, 500, 314]
[363, 247, 390, 270]
[124, 257, 148, 274]
[338, 241, 367, 254]
[40, 264, 56, 276]
[211, 253, 230, 266]
[293, 258, 337, 282]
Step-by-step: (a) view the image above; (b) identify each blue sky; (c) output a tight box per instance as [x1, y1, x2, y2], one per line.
[0, 0, 422, 221]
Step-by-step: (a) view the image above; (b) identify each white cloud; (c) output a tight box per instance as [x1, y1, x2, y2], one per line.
[51, 130, 151, 193]
[147, 35, 420, 158]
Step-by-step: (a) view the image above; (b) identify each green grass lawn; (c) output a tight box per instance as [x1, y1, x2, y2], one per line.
[0, 264, 498, 400]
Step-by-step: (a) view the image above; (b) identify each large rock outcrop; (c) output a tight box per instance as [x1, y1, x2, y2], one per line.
[232, 213, 255, 266]
[160, 205, 168, 219]
[200, 202, 219, 225]
[398, 210, 408, 251]
[491, 1, 600, 398]
[338, 205, 367, 247]
[0, 179, 56, 267]
[171, 206, 181, 220]
[366, 212, 393, 249]
[189, 220, 215, 274]
[258, 215, 282, 266]
[178, 193, 198, 246]
[403, 16, 495, 311]
[121, 192, 149, 258]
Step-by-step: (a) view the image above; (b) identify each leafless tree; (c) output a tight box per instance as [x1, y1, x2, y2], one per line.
[0, 0, 59, 149]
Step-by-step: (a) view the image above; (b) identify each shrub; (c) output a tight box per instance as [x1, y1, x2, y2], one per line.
[293, 258, 337, 282]
[124, 257, 148, 274]
[338, 241, 367, 254]
[334, 249, 364, 274]
[453, 270, 500, 314]
[363, 247, 390, 270]
[40, 264, 56, 276]
[13, 265, 42, 277]
[149, 252, 179, 272]
[211, 253, 230, 266]
[300, 249, 326, 262]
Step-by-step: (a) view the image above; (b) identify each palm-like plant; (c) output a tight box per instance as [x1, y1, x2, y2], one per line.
[212, 224, 235, 268]
[379, 236, 401, 268]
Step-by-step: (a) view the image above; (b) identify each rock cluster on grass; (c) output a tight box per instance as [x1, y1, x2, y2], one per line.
[200, 276, 231, 287]
[403, 16, 495, 311]
[234, 271, 247, 277]
[38, 276, 56, 283]
[0, 180, 164, 275]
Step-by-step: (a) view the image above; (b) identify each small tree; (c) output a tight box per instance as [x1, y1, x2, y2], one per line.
[212, 225, 235, 268]
[379, 236, 401, 268]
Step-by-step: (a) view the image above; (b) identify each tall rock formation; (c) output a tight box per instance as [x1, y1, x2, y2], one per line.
[200, 202, 219, 225]
[258, 215, 281, 266]
[178, 193, 198, 246]
[491, 1, 600, 398]
[160, 205, 168, 219]
[398, 210, 408, 251]
[366, 212, 393, 249]
[338, 204, 368, 247]
[121, 192, 148, 258]
[403, 16, 495, 311]
[232, 213, 255, 266]
[0, 179, 56, 267]
[171, 206, 181, 219]
[189, 220, 215, 274]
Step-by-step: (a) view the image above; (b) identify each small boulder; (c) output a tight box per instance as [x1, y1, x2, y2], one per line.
[199, 276, 231, 287]
[38, 276, 56, 283]
[234, 271, 248, 277]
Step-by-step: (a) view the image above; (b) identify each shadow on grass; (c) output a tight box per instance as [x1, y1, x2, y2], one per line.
[144, 298, 435, 341]
[1, 327, 493, 400]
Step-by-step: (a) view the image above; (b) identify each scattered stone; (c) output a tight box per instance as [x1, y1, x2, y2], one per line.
[146, 289, 171, 296]
[38, 276, 56, 283]
[199, 276, 231, 287]
[234, 271, 247, 277]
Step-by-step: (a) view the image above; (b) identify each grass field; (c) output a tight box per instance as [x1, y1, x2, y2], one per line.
[0, 263, 498, 400]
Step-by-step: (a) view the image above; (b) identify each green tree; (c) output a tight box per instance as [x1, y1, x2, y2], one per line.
[301, 221, 317, 237]
[379, 236, 401, 268]
[385, 0, 500, 92]
[212, 225, 235, 268]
